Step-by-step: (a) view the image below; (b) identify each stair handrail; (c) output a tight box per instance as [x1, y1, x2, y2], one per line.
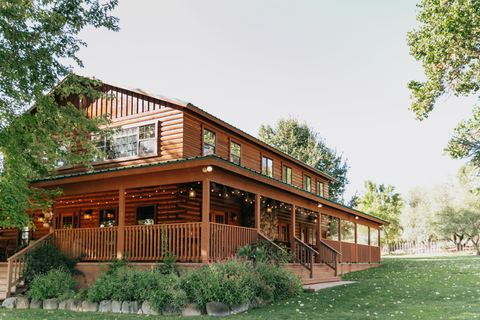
[6, 232, 53, 298]
[318, 239, 342, 276]
[293, 237, 319, 278]
[257, 232, 290, 256]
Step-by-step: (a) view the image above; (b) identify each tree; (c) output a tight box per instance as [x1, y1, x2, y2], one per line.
[407, 0, 480, 121]
[400, 184, 452, 244]
[258, 117, 349, 202]
[436, 164, 480, 254]
[0, 1, 119, 228]
[355, 181, 403, 245]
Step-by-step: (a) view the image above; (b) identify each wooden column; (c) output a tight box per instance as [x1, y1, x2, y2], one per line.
[317, 212, 321, 243]
[368, 227, 371, 263]
[255, 194, 261, 234]
[290, 204, 296, 257]
[355, 223, 358, 263]
[338, 219, 342, 263]
[50, 203, 57, 233]
[201, 179, 211, 262]
[117, 186, 125, 259]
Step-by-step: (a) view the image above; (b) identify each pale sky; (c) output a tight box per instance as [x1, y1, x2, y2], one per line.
[73, 0, 477, 201]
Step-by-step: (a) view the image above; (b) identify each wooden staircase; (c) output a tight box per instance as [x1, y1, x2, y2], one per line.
[0, 262, 18, 300]
[287, 263, 341, 284]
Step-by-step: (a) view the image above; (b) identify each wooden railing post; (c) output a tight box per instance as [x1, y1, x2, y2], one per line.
[5, 259, 13, 298]
[255, 194, 261, 233]
[201, 179, 210, 262]
[290, 205, 295, 258]
[117, 186, 125, 259]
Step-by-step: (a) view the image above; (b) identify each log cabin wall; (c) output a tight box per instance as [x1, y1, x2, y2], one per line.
[57, 85, 185, 175]
[182, 111, 330, 198]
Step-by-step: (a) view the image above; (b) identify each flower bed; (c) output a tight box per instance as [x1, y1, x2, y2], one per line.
[4, 255, 303, 316]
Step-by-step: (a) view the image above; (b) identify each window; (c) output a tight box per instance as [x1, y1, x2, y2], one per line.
[203, 129, 216, 155]
[137, 206, 155, 225]
[282, 165, 292, 184]
[93, 123, 157, 161]
[304, 175, 311, 192]
[230, 141, 241, 165]
[278, 223, 289, 241]
[262, 156, 273, 177]
[99, 209, 116, 227]
[317, 181, 324, 197]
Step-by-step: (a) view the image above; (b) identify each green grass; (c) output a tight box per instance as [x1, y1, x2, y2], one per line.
[1, 255, 480, 319]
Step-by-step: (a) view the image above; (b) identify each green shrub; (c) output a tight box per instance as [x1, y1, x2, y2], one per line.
[237, 240, 291, 264]
[87, 265, 187, 311]
[26, 267, 77, 300]
[22, 242, 83, 284]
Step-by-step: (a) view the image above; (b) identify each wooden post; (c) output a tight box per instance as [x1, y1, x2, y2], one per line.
[117, 186, 125, 259]
[50, 203, 57, 233]
[255, 194, 261, 234]
[201, 179, 211, 262]
[338, 219, 342, 263]
[290, 204, 295, 258]
[355, 223, 358, 263]
[368, 227, 371, 263]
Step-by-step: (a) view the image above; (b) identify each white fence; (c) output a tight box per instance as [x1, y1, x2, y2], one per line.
[381, 241, 476, 255]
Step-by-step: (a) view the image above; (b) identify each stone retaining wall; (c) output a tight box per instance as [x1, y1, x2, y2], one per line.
[2, 297, 258, 317]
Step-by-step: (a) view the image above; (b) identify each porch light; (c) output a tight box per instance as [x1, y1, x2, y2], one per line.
[38, 213, 45, 223]
[318, 203, 323, 208]
[84, 211, 92, 220]
[266, 207, 272, 213]
[188, 189, 197, 200]
[202, 166, 213, 173]
[355, 216, 359, 219]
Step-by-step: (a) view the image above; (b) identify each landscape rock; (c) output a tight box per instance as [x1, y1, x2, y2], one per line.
[111, 300, 122, 313]
[182, 302, 203, 316]
[137, 308, 143, 314]
[99, 300, 112, 313]
[68, 300, 83, 312]
[82, 301, 99, 312]
[29, 299, 43, 309]
[142, 301, 159, 315]
[16, 297, 29, 309]
[206, 302, 230, 317]
[58, 300, 68, 310]
[43, 299, 58, 310]
[162, 302, 181, 316]
[230, 303, 248, 314]
[2, 297, 17, 309]
[121, 300, 140, 314]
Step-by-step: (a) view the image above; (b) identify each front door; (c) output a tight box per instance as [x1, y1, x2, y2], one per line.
[60, 213, 74, 229]
[210, 210, 227, 224]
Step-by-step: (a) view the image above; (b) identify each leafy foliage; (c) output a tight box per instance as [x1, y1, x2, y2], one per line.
[355, 181, 403, 244]
[26, 267, 77, 301]
[22, 242, 83, 284]
[154, 224, 178, 275]
[258, 117, 349, 202]
[0, 1, 119, 228]
[236, 239, 291, 264]
[407, 0, 480, 120]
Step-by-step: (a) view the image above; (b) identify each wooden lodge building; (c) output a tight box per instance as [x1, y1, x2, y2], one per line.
[1, 78, 388, 297]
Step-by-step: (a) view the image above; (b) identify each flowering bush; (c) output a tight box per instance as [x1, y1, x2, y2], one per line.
[180, 255, 303, 309]
[26, 267, 77, 301]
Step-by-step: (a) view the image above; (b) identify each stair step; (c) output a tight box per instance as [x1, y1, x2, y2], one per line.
[303, 276, 342, 285]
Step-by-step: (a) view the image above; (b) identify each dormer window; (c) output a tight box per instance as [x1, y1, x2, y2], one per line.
[92, 122, 157, 161]
[203, 129, 216, 155]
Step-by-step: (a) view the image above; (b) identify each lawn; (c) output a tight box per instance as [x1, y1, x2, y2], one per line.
[1, 255, 479, 319]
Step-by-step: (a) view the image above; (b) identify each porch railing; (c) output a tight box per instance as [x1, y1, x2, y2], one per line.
[6, 233, 53, 298]
[293, 237, 318, 278]
[209, 223, 257, 260]
[53, 227, 118, 261]
[317, 240, 341, 276]
[124, 223, 201, 262]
